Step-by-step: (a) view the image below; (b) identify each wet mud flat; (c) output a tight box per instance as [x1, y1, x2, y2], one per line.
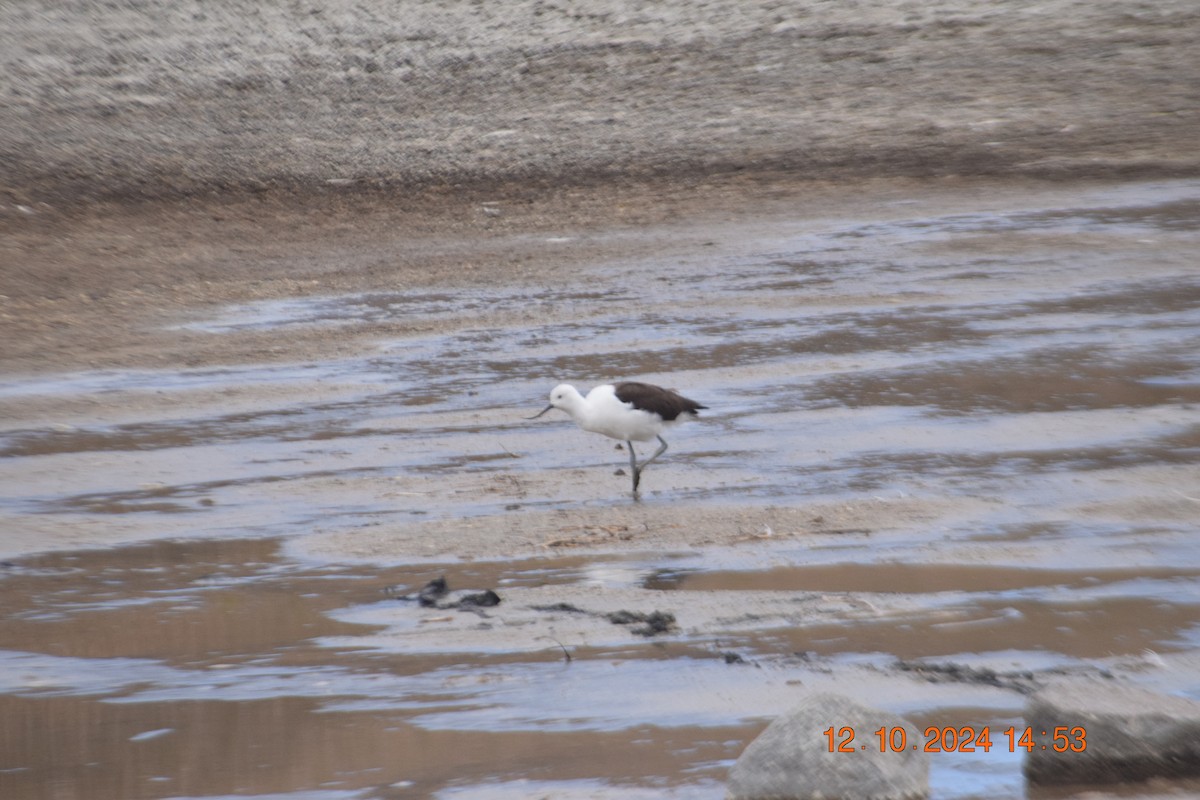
[1, 178, 1199, 798]
[2, 538, 1198, 800]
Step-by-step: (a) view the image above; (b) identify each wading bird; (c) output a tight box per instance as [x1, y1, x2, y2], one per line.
[529, 381, 707, 494]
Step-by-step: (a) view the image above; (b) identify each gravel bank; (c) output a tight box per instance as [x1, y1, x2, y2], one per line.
[2, 0, 1198, 206]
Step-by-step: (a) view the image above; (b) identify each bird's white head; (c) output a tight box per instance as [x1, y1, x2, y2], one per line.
[528, 383, 583, 420]
[548, 383, 582, 409]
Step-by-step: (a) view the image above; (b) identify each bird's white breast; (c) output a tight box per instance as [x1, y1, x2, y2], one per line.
[579, 385, 664, 442]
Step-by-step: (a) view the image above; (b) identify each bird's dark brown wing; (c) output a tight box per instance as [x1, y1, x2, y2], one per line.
[614, 381, 707, 421]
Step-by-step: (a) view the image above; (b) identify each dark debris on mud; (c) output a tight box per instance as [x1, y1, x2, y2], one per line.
[895, 659, 1115, 695]
[606, 609, 679, 637]
[390, 576, 502, 611]
[395, 581, 677, 636]
[530, 603, 679, 637]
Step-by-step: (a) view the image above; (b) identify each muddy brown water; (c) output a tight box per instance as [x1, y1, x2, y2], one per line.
[1, 180, 1199, 799]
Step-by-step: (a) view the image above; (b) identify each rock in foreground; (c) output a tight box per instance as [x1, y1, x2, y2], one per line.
[727, 692, 928, 800]
[1024, 683, 1200, 785]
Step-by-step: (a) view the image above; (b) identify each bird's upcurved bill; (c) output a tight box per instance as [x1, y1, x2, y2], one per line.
[527, 404, 555, 420]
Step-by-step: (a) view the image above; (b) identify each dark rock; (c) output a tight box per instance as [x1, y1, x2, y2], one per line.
[606, 609, 677, 636]
[401, 578, 502, 611]
[416, 576, 448, 607]
[531, 602, 589, 614]
[727, 692, 929, 800]
[630, 612, 676, 637]
[1024, 683, 1200, 786]
[457, 589, 501, 608]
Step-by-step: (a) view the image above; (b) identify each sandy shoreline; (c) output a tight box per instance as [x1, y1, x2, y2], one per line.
[0, 172, 1081, 376]
[3, 0, 1199, 207]
[0, 1, 1195, 206]
[3, 0, 1199, 380]
[2, 4, 1199, 791]
[2, 0, 1197, 656]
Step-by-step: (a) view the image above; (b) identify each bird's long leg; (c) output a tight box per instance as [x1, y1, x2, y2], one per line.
[636, 435, 670, 472]
[626, 440, 641, 492]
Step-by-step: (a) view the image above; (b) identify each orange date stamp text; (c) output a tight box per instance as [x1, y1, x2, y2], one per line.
[823, 725, 1087, 754]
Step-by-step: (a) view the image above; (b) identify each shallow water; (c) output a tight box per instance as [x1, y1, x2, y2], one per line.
[0, 537, 1195, 800]
[1, 180, 1199, 798]
[0, 538, 1197, 799]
